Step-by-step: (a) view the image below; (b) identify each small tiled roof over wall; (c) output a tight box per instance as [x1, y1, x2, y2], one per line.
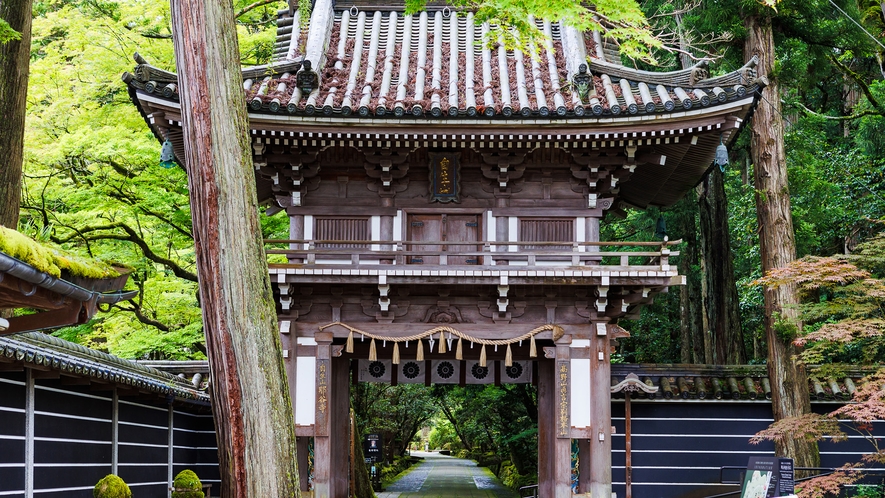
[611, 364, 871, 402]
[0, 332, 209, 404]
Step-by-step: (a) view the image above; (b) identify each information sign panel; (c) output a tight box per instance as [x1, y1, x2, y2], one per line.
[740, 457, 794, 498]
[364, 433, 383, 463]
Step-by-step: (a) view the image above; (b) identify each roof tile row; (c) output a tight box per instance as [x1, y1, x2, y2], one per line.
[123, 7, 762, 121]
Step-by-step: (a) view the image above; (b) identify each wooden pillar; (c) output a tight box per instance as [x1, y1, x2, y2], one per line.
[289, 214, 304, 263]
[313, 335, 332, 497]
[586, 217, 600, 246]
[590, 329, 612, 498]
[279, 321, 305, 489]
[578, 439, 592, 494]
[313, 334, 350, 498]
[296, 437, 310, 492]
[537, 347, 572, 498]
[494, 206, 509, 265]
[279, 321, 298, 424]
[330, 356, 350, 496]
[379, 204, 394, 263]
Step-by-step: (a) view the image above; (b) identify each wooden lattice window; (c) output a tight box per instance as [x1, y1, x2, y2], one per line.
[519, 219, 574, 250]
[314, 217, 370, 248]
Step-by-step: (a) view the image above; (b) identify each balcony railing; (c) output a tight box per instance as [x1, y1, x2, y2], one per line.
[264, 239, 680, 272]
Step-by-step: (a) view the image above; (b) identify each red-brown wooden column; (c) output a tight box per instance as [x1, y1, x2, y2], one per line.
[590, 326, 612, 498]
[313, 335, 350, 497]
[538, 345, 572, 497]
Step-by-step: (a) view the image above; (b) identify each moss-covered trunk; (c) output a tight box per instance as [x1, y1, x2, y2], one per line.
[351, 409, 375, 498]
[169, 1, 299, 496]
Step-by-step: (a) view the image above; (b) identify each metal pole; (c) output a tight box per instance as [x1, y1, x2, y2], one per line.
[625, 394, 632, 498]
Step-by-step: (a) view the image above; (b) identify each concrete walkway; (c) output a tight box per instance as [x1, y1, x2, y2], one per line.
[376, 451, 519, 498]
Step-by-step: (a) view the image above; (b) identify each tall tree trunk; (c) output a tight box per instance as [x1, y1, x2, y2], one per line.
[350, 410, 375, 498]
[169, 2, 299, 496]
[668, 14, 709, 364]
[673, 193, 705, 363]
[745, 14, 819, 469]
[0, 0, 32, 229]
[697, 168, 746, 364]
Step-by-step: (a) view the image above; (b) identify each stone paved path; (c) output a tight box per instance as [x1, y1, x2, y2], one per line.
[376, 451, 519, 498]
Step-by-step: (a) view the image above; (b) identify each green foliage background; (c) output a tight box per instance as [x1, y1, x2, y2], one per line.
[18, 0, 287, 360]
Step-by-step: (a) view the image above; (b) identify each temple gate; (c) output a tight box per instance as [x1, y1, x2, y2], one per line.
[125, 0, 762, 495]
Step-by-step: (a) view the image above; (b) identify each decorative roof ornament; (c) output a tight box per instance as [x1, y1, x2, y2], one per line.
[689, 62, 709, 86]
[573, 63, 592, 102]
[714, 134, 729, 172]
[159, 135, 175, 168]
[296, 59, 318, 96]
[740, 56, 760, 86]
[611, 372, 659, 394]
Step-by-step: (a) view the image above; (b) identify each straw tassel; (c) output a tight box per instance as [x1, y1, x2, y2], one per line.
[552, 325, 564, 341]
[479, 344, 487, 367]
[369, 338, 377, 361]
[392, 342, 400, 364]
[455, 337, 463, 360]
[345, 329, 354, 354]
[529, 335, 537, 358]
[416, 340, 424, 361]
[438, 333, 447, 354]
[505, 343, 513, 367]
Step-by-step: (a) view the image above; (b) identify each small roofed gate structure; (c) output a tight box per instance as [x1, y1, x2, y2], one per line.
[124, 1, 762, 496]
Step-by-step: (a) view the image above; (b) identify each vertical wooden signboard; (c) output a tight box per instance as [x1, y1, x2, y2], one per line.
[428, 152, 460, 203]
[556, 359, 570, 438]
[315, 358, 329, 437]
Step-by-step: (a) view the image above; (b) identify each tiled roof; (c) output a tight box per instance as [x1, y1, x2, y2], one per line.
[611, 364, 871, 402]
[0, 332, 210, 404]
[122, 2, 762, 122]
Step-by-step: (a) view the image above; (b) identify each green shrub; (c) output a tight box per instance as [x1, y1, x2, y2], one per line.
[172, 469, 204, 498]
[93, 475, 131, 498]
[381, 456, 422, 487]
[854, 485, 883, 498]
[498, 461, 536, 491]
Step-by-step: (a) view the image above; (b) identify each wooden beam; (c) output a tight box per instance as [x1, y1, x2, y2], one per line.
[0, 274, 69, 310]
[60, 375, 93, 386]
[1, 300, 85, 335]
[0, 362, 24, 372]
[30, 369, 60, 380]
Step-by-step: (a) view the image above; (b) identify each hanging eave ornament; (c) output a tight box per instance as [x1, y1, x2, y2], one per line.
[654, 214, 667, 240]
[714, 134, 729, 173]
[159, 135, 176, 168]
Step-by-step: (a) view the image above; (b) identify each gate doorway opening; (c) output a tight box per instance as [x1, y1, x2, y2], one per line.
[291, 339, 613, 498]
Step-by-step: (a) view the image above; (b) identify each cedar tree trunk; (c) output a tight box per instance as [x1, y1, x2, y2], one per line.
[745, 14, 819, 469]
[351, 409, 375, 498]
[169, 2, 299, 496]
[697, 168, 746, 364]
[0, 0, 33, 229]
[673, 193, 705, 363]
